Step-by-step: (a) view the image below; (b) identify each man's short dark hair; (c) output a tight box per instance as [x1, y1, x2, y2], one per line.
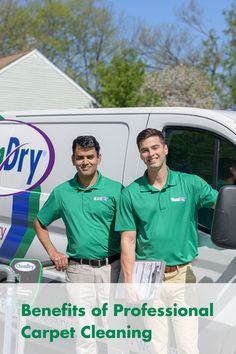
[136, 128, 166, 148]
[72, 136, 100, 156]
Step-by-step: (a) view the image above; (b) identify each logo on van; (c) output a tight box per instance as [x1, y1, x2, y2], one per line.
[14, 261, 36, 272]
[0, 118, 55, 196]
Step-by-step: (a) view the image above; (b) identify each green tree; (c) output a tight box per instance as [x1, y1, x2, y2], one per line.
[28, 0, 71, 64]
[221, 2, 236, 109]
[65, 0, 120, 92]
[0, 0, 32, 55]
[201, 30, 221, 84]
[96, 49, 146, 107]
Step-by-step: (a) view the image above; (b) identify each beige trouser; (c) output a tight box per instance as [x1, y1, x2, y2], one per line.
[65, 259, 120, 283]
[147, 264, 199, 354]
[66, 260, 120, 354]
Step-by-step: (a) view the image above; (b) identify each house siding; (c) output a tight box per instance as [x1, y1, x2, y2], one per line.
[0, 51, 96, 111]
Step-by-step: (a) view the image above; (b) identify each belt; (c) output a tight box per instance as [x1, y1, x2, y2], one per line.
[165, 263, 190, 273]
[70, 253, 120, 268]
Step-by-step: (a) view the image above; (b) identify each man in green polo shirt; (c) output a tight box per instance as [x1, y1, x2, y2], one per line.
[34, 136, 122, 354]
[115, 128, 218, 354]
[34, 135, 122, 283]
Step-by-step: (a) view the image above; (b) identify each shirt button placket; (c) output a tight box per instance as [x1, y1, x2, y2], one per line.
[82, 191, 86, 214]
[159, 189, 167, 212]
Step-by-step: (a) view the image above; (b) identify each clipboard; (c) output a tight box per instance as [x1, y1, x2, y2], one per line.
[132, 260, 166, 284]
[117, 260, 166, 299]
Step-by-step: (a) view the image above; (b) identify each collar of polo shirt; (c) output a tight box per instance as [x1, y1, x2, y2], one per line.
[139, 167, 177, 192]
[70, 170, 105, 191]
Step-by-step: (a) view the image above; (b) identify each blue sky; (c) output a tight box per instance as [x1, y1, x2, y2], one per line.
[110, 0, 234, 36]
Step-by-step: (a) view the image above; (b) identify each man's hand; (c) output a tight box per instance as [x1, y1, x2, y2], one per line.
[49, 250, 69, 271]
[125, 283, 141, 303]
[34, 218, 69, 272]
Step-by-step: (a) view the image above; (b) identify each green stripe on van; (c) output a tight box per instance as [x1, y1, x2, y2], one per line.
[14, 186, 41, 258]
[0, 116, 5, 121]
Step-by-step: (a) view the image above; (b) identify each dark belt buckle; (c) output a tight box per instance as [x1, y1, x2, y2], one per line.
[90, 259, 107, 267]
[90, 259, 99, 267]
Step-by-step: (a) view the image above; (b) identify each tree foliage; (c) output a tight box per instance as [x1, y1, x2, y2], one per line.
[30, 0, 121, 92]
[0, 0, 235, 108]
[221, 2, 236, 109]
[0, 0, 31, 54]
[29, 0, 70, 63]
[96, 49, 145, 107]
[142, 64, 218, 109]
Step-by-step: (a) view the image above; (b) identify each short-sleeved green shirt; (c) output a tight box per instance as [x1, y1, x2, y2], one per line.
[37, 172, 122, 259]
[115, 168, 218, 265]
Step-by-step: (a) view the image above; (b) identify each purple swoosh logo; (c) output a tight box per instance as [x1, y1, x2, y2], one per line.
[0, 118, 55, 197]
[0, 143, 28, 171]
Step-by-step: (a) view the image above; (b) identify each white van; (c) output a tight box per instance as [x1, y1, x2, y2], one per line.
[0, 107, 236, 283]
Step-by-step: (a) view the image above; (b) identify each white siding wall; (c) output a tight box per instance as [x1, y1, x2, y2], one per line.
[0, 51, 95, 110]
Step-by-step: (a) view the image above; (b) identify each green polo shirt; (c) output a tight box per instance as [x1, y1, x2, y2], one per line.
[115, 168, 218, 265]
[37, 172, 122, 259]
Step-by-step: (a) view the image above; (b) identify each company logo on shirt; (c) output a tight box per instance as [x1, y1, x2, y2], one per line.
[93, 196, 109, 202]
[0, 118, 55, 196]
[171, 197, 186, 202]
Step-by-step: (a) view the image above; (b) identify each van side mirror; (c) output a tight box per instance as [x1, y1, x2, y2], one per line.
[211, 186, 236, 249]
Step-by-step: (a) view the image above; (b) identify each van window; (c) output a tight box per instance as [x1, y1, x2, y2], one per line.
[165, 129, 215, 184]
[218, 140, 236, 189]
[165, 128, 236, 232]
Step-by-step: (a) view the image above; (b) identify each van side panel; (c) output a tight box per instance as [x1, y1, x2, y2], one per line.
[1, 108, 235, 284]
[0, 112, 149, 262]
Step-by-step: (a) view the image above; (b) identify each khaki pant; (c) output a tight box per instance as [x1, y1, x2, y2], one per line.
[65, 259, 120, 283]
[66, 260, 120, 354]
[147, 264, 199, 354]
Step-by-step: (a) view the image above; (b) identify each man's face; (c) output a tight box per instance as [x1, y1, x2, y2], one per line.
[72, 145, 101, 178]
[139, 136, 168, 170]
